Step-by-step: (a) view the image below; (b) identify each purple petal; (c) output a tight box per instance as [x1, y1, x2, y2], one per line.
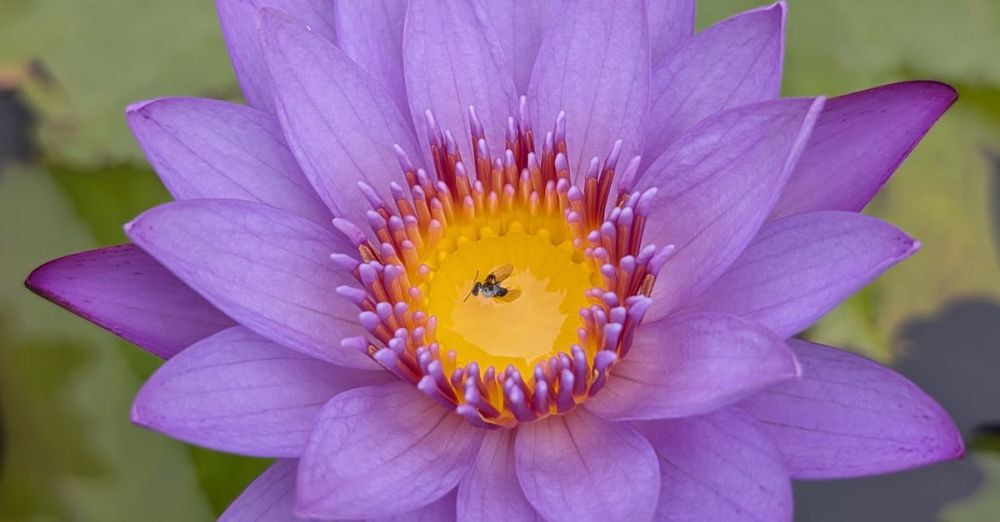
[334, 0, 411, 125]
[637, 98, 825, 320]
[742, 339, 964, 479]
[132, 326, 388, 457]
[528, 0, 650, 181]
[25, 244, 233, 359]
[678, 211, 919, 337]
[296, 383, 483, 520]
[643, 2, 785, 167]
[260, 10, 422, 223]
[774, 81, 958, 217]
[403, 0, 517, 163]
[125, 199, 375, 369]
[126, 97, 330, 224]
[514, 409, 659, 522]
[372, 490, 458, 522]
[482, 0, 557, 93]
[457, 429, 539, 522]
[639, 408, 792, 521]
[220, 459, 304, 522]
[585, 313, 798, 421]
[216, 0, 336, 114]
[646, 0, 695, 63]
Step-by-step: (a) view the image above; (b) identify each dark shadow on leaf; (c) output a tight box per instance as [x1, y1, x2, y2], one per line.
[987, 148, 1000, 269]
[795, 299, 1000, 521]
[0, 86, 35, 170]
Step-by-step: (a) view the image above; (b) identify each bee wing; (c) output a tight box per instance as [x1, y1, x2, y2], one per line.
[491, 264, 514, 283]
[498, 288, 521, 302]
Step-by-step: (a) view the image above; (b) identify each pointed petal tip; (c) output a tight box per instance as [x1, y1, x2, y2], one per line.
[124, 96, 190, 120]
[23, 251, 105, 313]
[122, 222, 137, 241]
[835, 80, 957, 116]
[746, 340, 966, 478]
[125, 98, 159, 117]
[22, 257, 86, 318]
[951, 428, 967, 460]
[122, 214, 144, 239]
[129, 377, 163, 432]
[902, 395, 966, 469]
[775, 1, 788, 35]
[773, 80, 959, 217]
[24, 257, 54, 297]
[24, 250, 94, 306]
[129, 394, 150, 428]
[906, 79, 959, 104]
[923, 391, 966, 465]
[754, 0, 787, 20]
[940, 419, 966, 461]
[882, 222, 921, 261]
[123, 203, 170, 238]
[714, 0, 786, 30]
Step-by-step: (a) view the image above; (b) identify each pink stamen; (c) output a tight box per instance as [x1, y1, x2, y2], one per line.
[338, 104, 666, 427]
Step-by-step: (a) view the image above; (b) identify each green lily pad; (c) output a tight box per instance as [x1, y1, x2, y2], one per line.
[0, 0, 239, 165]
[0, 166, 215, 521]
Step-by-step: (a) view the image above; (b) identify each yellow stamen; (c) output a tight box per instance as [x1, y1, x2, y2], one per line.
[424, 225, 593, 376]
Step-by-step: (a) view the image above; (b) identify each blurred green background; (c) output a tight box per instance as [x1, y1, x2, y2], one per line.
[0, 1, 998, 520]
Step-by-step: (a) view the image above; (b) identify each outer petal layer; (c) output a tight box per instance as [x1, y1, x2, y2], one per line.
[637, 98, 824, 319]
[126, 97, 330, 224]
[646, 0, 695, 63]
[125, 199, 374, 369]
[132, 326, 387, 457]
[585, 313, 799, 420]
[220, 459, 304, 522]
[742, 340, 964, 479]
[678, 211, 919, 337]
[403, 0, 517, 163]
[296, 383, 483, 520]
[774, 81, 957, 217]
[335, 0, 410, 123]
[261, 10, 422, 224]
[216, 0, 337, 114]
[457, 429, 539, 522]
[482, 0, 554, 93]
[514, 409, 660, 522]
[643, 2, 785, 163]
[527, 0, 650, 180]
[639, 408, 792, 522]
[25, 244, 233, 359]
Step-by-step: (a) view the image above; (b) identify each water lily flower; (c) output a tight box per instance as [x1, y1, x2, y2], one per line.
[27, 1, 963, 520]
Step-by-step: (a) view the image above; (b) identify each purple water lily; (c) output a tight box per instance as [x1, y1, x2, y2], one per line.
[27, 1, 962, 520]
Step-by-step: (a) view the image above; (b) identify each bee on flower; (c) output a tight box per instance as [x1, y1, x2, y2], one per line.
[27, 1, 962, 521]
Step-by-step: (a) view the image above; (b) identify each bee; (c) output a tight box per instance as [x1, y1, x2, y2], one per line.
[464, 264, 519, 302]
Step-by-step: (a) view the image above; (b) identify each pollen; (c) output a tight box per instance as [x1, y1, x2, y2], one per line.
[337, 98, 671, 427]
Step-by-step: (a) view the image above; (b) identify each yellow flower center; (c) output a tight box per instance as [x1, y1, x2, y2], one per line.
[425, 224, 592, 376]
[340, 103, 665, 426]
